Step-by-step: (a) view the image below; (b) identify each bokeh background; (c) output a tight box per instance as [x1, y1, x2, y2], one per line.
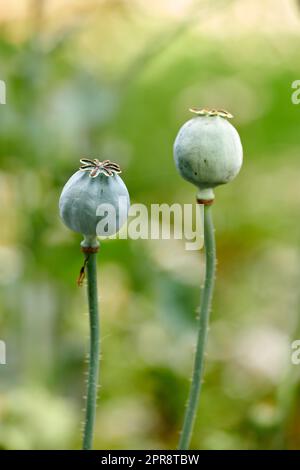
[0, 0, 300, 450]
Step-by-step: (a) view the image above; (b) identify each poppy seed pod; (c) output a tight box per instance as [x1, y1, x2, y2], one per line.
[174, 108, 243, 201]
[59, 159, 130, 243]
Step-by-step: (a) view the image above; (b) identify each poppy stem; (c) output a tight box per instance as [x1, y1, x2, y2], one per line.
[178, 204, 216, 449]
[82, 249, 100, 450]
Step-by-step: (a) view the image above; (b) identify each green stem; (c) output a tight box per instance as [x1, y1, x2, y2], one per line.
[82, 252, 100, 450]
[179, 204, 216, 450]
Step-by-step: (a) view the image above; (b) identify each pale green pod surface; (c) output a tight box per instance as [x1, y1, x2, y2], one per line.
[59, 170, 130, 237]
[174, 115, 243, 195]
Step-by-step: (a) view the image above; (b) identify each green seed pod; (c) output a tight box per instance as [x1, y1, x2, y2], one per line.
[174, 108, 243, 201]
[59, 159, 130, 242]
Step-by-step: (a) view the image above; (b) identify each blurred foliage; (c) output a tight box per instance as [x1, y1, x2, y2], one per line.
[0, 0, 300, 450]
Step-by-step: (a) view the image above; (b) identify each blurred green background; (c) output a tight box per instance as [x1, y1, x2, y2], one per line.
[0, 0, 300, 450]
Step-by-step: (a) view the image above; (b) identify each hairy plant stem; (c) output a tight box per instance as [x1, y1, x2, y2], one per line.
[179, 204, 216, 450]
[82, 251, 100, 450]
